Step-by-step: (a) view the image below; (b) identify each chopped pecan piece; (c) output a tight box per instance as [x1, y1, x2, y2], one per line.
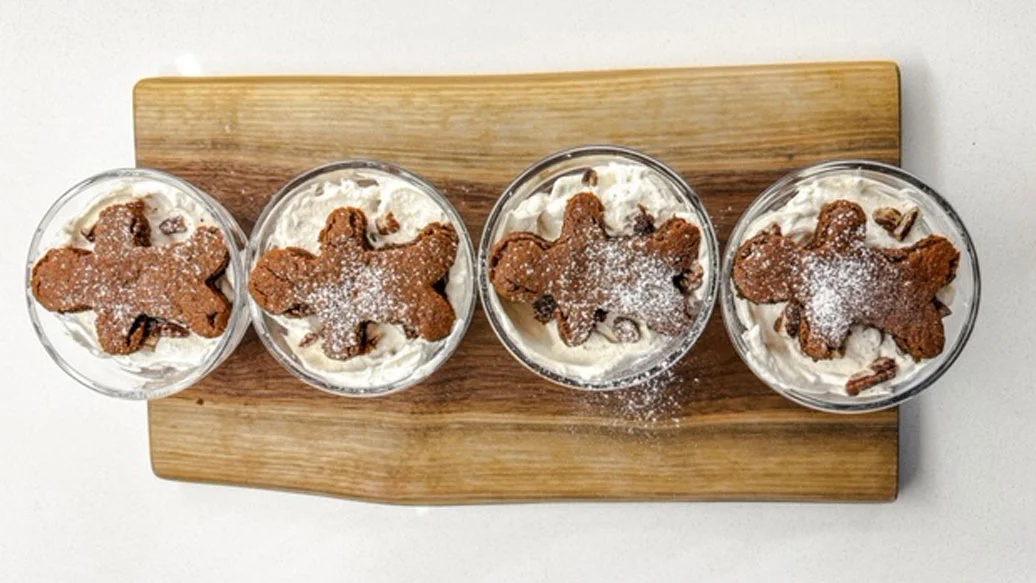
[846, 357, 898, 396]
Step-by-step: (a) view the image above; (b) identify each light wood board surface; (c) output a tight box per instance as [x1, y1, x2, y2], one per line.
[135, 61, 901, 503]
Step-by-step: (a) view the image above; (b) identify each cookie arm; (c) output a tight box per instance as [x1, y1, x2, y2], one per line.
[640, 218, 701, 272]
[889, 302, 946, 361]
[399, 223, 459, 283]
[176, 285, 232, 338]
[402, 288, 457, 342]
[902, 235, 960, 295]
[555, 303, 596, 347]
[183, 227, 230, 278]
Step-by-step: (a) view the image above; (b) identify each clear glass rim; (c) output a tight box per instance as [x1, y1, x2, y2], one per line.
[477, 145, 721, 391]
[246, 159, 477, 398]
[719, 159, 982, 413]
[25, 167, 250, 400]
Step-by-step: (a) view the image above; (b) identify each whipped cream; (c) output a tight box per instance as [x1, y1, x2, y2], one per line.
[733, 173, 954, 397]
[261, 174, 472, 389]
[490, 162, 710, 382]
[49, 179, 232, 375]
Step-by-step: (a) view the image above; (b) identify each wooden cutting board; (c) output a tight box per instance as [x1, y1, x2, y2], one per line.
[135, 61, 901, 503]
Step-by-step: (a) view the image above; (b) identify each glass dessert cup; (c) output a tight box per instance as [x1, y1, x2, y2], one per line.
[26, 168, 250, 400]
[720, 160, 981, 413]
[478, 145, 720, 391]
[247, 160, 476, 397]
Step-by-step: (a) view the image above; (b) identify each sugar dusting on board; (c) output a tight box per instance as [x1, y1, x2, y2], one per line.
[573, 368, 697, 437]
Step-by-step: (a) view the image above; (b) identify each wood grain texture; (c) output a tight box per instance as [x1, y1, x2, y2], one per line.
[135, 61, 901, 503]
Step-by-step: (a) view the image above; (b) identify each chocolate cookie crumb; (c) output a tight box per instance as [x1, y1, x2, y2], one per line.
[298, 332, 320, 348]
[376, 212, 401, 236]
[674, 264, 704, 293]
[159, 215, 187, 235]
[581, 168, 598, 187]
[773, 302, 803, 337]
[632, 205, 656, 235]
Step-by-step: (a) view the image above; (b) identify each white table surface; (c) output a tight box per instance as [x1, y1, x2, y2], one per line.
[2, 1, 1034, 580]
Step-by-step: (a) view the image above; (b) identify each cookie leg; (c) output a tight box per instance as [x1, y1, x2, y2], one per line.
[177, 285, 232, 338]
[321, 319, 371, 360]
[94, 308, 149, 355]
[555, 304, 596, 347]
[405, 290, 456, 342]
[890, 303, 945, 361]
[797, 309, 849, 360]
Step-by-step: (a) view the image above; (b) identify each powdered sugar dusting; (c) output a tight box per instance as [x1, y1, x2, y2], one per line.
[577, 368, 687, 434]
[557, 238, 693, 343]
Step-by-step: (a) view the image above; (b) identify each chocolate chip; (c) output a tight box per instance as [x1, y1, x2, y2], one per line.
[402, 325, 419, 340]
[774, 302, 802, 337]
[532, 295, 557, 323]
[594, 309, 607, 322]
[674, 264, 704, 294]
[632, 205, 655, 235]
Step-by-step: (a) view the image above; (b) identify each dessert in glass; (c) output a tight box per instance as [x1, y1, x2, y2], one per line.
[721, 160, 980, 412]
[479, 146, 719, 390]
[247, 160, 475, 397]
[26, 168, 249, 399]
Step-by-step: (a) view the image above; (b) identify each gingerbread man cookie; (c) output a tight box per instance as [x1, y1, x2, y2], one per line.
[31, 201, 231, 355]
[732, 199, 959, 362]
[489, 192, 702, 346]
[249, 207, 458, 360]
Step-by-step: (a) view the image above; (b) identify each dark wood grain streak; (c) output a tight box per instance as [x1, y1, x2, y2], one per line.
[137, 62, 900, 503]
